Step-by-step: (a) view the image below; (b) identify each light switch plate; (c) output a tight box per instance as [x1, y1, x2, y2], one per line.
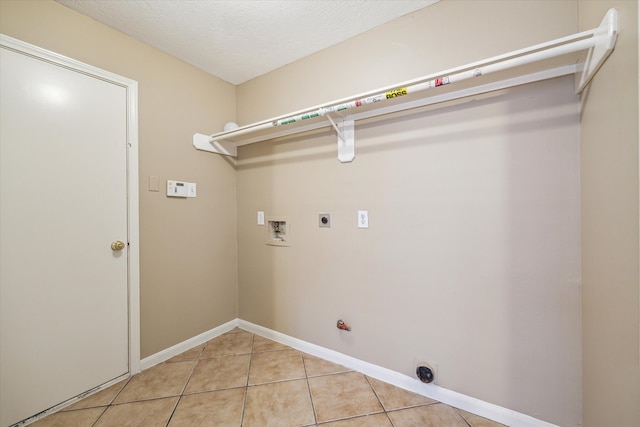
[187, 182, 196, 198]
[149, 176, 159, 192]
[358, 210, 369, 228]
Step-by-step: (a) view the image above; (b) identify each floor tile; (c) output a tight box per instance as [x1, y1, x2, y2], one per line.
[308, 372, 383, 423]
[29, 407, 106, 427]
[249, 349, 305, 385]
[318, 413, 393, 426]
[201, 332, 253, 358]
[23, 333, 505, 427]
[253, 334, 292, 352]
[367, 377, 436, 411]
[166, 344, 205, 362]
[224, 329, 255, 340]
[168, 388, 245, 426]
[94, 397, 178, 427]
[184, 354, 250, 393]
[387, 403, 469, 427]
[62, 379, 128, 411]
[113, 361, 194, 403]
[243, 379, 315, 427]
[456, 408, 508, 427]
[303, 354, 351, 377]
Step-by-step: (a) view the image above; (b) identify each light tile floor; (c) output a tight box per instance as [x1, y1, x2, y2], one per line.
[30, 328, 506, 426]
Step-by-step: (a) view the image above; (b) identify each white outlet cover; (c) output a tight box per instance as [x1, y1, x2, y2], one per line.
[358, 210, 369, 228]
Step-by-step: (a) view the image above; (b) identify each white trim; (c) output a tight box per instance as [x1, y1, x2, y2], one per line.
[238, 319, 558, 427]
[127, 81, 141, 375]
[140, 319, 238, 370]
[0, 33, 142, 384]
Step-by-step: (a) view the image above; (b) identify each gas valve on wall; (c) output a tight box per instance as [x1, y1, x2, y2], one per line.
[336, 319, 351, 331]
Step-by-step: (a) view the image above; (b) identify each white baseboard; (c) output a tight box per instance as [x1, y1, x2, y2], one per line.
[140, 318, 557, 427]
[140, 318, 238, 370]
[238, 319, 558, 427]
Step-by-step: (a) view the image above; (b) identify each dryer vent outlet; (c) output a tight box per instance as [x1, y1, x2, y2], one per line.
[416, 365, 434, 384]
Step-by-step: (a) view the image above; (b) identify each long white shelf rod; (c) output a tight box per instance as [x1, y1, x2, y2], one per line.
[194, 8, 617, 162]
[236, 64, 579, 147]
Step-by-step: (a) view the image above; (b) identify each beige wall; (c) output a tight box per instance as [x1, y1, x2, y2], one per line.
[237, 1, 582, 425]
[579, 1, 640, 426]
[0, 0, 238, 358]
[237, 0, 578, 124]
[3, 0, 638, 425]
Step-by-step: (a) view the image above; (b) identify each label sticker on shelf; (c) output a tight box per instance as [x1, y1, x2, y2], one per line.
[385, 87, 408, 99]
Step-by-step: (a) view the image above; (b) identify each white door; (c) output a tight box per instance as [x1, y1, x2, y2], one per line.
[0, 37, 138, 427]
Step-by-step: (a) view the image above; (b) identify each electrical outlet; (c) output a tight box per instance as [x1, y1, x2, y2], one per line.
[319, 213, 331, 228]
[414, 359, 439, 385]
[358, 210, 368, 228]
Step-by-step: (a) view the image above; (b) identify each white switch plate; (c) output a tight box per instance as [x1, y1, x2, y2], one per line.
[149, 176, 159, 192]
[187, 182, 196, 198]
[358, 210, 369, 228]
[257, 211, 265, 225]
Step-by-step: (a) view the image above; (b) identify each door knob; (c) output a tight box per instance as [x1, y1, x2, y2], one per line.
[111, 240, 126, 251]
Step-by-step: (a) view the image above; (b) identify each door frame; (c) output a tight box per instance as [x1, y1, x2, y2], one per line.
[0, 34, 141, 376]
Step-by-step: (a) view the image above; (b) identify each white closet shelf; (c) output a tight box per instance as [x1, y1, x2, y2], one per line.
[194, 8, 618, 162]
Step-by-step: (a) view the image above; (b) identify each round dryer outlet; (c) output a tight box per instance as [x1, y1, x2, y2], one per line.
[416, 363, 435, 384]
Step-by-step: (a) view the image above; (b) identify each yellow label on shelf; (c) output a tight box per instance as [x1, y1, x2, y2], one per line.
[385, 87, 408, 99]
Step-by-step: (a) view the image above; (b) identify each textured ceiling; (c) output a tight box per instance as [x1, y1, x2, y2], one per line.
[56, 0, 438, 85]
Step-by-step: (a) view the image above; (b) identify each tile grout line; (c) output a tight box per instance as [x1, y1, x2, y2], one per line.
[89, 406, 109, 427]
[301, 353, 319, 426]
[239, 332, 256, 427]
[454, 407, 474, 427]
[163, 397, 181, 427]
[164, 346, 204, 426]
[89, 376, 132, 427]
[364, 375, 397, 427]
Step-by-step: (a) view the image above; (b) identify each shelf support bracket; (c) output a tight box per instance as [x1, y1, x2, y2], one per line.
[326, 115, 354, 163]
[193, 133, 237, 157]
[576, 8, 618, 93]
